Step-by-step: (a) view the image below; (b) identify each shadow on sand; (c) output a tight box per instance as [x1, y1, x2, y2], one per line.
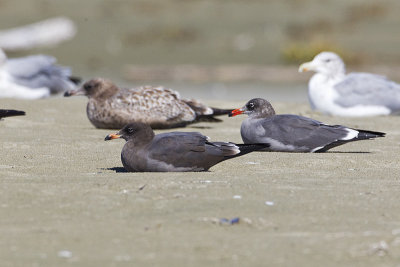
[188, 126, 213, 129]
[104, 167, 128, 173]
[323, 151, 372, 154]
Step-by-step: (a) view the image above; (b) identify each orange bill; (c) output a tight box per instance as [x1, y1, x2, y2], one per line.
[228, 108, 244, 117]
[104, 133, 121, 141]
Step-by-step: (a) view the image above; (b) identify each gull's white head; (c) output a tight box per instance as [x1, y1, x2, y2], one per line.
[298, 51, 346, 78]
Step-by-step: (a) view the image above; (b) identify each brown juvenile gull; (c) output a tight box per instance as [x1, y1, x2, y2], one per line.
[64, 78, 232, 129]
[0, 109, 25, 119]
[229, 98, 385, 152]
[104, 122, 269, 172]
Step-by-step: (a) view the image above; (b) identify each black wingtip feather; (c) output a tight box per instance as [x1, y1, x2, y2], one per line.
[0, 109, 26, 119]
[231, 143, 270, 157]
[194, 108, 234, 122]
[211, 107, 234, 116]
[356, 129, 386, 139]
[194, 115, 222, 123]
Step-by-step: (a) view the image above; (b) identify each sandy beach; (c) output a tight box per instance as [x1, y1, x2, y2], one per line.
[1, 0, 400, 265]
[1, 96, 399, 266]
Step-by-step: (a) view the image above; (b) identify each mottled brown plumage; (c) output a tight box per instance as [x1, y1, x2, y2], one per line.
[64, 78, 232, 129]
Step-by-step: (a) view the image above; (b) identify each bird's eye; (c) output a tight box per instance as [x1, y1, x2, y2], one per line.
[126, 127, 134, 133]
[325, 59, 331, 63]
[84, 84, 93, 91]
[247, 102, 255, 110]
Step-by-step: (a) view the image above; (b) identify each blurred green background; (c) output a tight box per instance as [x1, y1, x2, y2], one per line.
[1, 0, 400, 98]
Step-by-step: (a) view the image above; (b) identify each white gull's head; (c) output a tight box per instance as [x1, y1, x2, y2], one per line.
[299, 51, 346, 78]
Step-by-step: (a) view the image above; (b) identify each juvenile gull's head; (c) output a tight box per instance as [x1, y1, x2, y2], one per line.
[64, 78, 118, 99]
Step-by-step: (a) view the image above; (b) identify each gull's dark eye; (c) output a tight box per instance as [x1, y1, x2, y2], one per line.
[325, 59, 331, 63]
[246, 102, 255, 110]
[126, 127, 134, 134]
[84, 83, 93, 91]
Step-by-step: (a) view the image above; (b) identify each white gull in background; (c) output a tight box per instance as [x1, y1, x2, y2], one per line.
[229, 98, 385, 153]
[299, 51, 400, 116]
[0, 48, 80, 99]
[0, 17, 76, 51]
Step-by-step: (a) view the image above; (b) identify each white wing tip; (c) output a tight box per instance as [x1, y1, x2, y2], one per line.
[342, 128, 359, 140]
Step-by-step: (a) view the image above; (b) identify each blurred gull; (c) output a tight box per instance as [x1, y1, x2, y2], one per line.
[299, 51, 400, 116]
[0, 48, 80, 99]
[0, 17, 76, 51]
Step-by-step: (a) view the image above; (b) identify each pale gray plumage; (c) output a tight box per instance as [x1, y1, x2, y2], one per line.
[333, 72, 400, 111]
[6, 54, 79, 94]
[299, 51, 400, 116]
[230, 98, 385, 152]
[105, 122, 269, 172]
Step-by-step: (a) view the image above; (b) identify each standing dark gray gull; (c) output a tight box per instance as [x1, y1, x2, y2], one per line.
[0, 48, 80, 99]
[0, 109, 25, 119]
[229, 98, 385, 152]
[65, 78, 232, 129]
[104, 122, 269, 172]
[299, 51, 400, 116]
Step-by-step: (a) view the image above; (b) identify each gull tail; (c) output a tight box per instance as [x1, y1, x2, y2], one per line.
[194, 108, 234, 123]
[314, 129, 385, 153]
[184, 98, 233, 123]
[210, 107, 234, 116]
[194, 115, 222, 123]
[233, 143, 270, 157]
[0, 109, 26, 119]
[354, 129, 385, 140]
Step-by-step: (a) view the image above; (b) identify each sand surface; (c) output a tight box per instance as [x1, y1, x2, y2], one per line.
[1, 97, 399, 266]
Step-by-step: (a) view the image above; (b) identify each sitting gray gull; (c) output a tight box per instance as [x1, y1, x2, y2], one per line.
[65, 78, 233, 129]
[0, 109, 25, 119]
[229, 98, 385, 152]
[104, 122, 269, 172]
[0, 48, 80, 99]
[299, 51, 400, 116]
